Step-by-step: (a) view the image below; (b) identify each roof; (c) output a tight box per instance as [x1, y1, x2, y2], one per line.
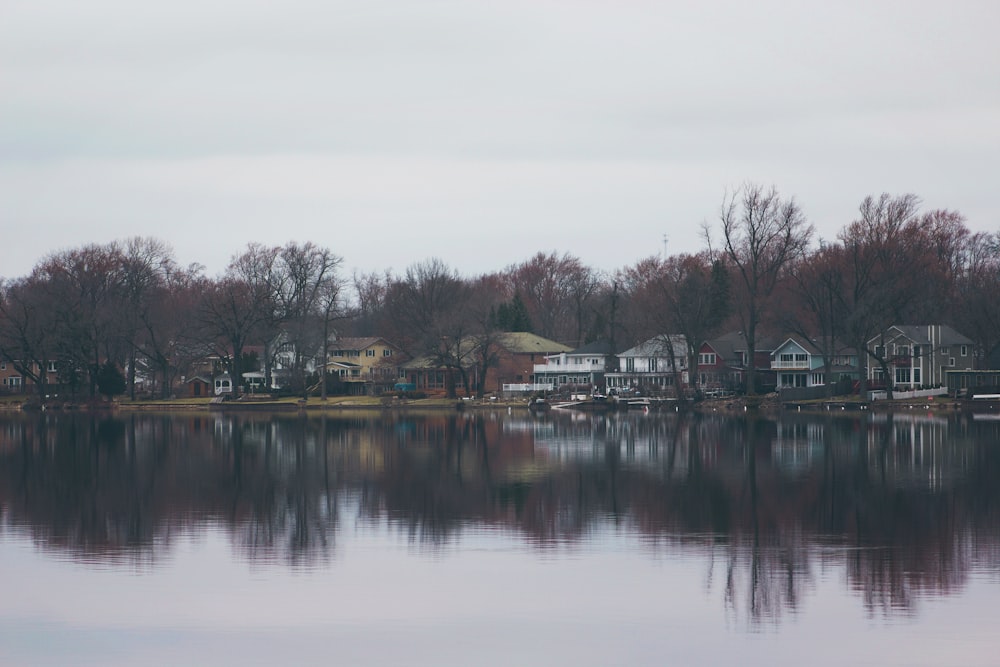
[773, 334, 856, 357]
[328, 337, 395, 351]
[326, 361, 361, 369]
[497, 332, 571, 354]
[880, 325, 973, 346]
[706, 331, 779, 358]
[619, 334, 687, 358]
[400, 332, 569, 369]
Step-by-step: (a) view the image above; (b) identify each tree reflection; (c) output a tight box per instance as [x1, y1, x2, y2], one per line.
[0, 409, 998, 620]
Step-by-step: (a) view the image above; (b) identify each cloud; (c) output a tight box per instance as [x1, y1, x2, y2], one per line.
[1, 0, 997, 279]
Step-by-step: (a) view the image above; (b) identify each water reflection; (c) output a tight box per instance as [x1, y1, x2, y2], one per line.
[1, 409, 998, 625]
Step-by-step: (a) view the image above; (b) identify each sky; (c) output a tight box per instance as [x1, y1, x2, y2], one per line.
[2, 0, 998, 281]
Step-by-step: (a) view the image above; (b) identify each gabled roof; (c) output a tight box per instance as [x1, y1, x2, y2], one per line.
[619, 334, 686, 358]
[706, 331, 778, 358]
[329, 337, 397, 352]
[773, 334, 857, 358]
[772, 336, 815, 356]
[879, 325, 973, 346]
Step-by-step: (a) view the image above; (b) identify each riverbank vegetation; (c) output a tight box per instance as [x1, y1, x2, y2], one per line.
[1, 186, 998, 402]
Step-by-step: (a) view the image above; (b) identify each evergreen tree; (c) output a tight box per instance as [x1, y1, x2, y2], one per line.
[96, 361, 127, 399]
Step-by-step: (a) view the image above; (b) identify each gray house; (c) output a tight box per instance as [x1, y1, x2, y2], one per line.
[866, 325, 974, 389]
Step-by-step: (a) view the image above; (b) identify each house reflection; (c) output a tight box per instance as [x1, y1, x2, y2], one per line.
[0, 410, 998, 622]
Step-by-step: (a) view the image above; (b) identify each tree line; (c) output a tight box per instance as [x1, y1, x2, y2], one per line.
[1, 184, 998, 399]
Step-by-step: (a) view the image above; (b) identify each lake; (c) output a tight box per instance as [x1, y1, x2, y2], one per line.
[1, 408, 998, 666]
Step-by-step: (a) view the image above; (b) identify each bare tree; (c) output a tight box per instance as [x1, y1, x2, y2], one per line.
[197, 244, 281, 395]
[119, 237, 179, 399]
[506, 252, 599, 346]
[0, 275, 59, 399]
[384, 259, 473, 398]
[952, 230, 1000, 367]
[267, 242, 343, 397]
[34, 244, 129, 397]
[716, 184, 813, 397]
[618, 253, 730, 397]
[837, 194, 921, 396]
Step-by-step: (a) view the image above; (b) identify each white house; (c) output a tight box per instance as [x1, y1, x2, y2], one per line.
[605, 335, 687, 394]
[533, 340, 614, 392]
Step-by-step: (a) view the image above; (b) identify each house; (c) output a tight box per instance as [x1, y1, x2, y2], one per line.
[264, 333, 405, 395]
[401, 332, 571, 396]
[697, 331, 778, 394]
[605, 335, 687, 395]
[771, 335, 859, 390]
[866, 325, 974, 389]
[533, 340, 615, 393]
[0, 359, 59, 394]
[324, 337, 404, 395]
[492, 332, 572, 391]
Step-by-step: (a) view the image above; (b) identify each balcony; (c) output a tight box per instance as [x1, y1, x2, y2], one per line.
[533, 361, 606, 374]
[772, 360, 809, 370]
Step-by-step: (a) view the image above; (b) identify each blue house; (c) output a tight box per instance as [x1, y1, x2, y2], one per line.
[771, 335, 859, 390]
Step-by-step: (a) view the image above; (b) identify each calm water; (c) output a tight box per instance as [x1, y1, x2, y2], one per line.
[1, 408, 998, 666]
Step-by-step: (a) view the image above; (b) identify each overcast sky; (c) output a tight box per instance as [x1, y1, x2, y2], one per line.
[2, 0, 997, 280]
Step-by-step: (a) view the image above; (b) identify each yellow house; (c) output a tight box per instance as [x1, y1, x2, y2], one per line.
[325, 337, 404, 394]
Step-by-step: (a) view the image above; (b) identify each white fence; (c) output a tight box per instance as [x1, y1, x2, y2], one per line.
[502, 383, 552, 394]
[869, 388, 948, 401]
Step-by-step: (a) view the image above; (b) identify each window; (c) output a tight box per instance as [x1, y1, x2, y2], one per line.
[366, 349, 375, 357]
[961, 345, 968, 357]
[383, 349, 392, 356]
[811, 373, 824, 386]
[912, 345, 921, 358]
[0, 362, 5, 370]
[896, 344, 909, 356]
[874, 345, 885, 358]
[780, 374, 806, 388]
[649, 358, 658, 372]
[795, 353, 807, 363]
[47, 361, 57, 373]
[4, 376, 21, 387]
[941, 346, 949, 355]
[949, 358, 955, 367]
[626, 358, 635, 372]
[698, 353, 716, 365]
[913, 368, 921, 384]
[895, 368, 911, 384]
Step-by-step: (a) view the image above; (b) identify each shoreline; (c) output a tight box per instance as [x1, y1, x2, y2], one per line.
[4, 394, 997, 415]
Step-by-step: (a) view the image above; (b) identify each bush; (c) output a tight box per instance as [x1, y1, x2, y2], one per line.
[96, 362, 127, 399]
[381, 390, 427, 400]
